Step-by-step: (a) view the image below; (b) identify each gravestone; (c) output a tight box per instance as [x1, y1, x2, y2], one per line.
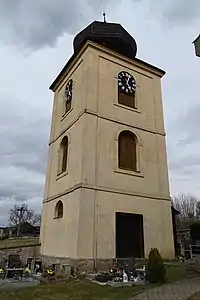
[34, 259, 42, 273]
[62, 264, 71, 277]
[8, 254, 21, 268]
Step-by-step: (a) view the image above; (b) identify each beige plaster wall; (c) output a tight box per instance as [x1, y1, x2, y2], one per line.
[41, 189, 81, 259]
[81, 45, 170, 200]
[77, 190, 174, 260]
[83, 116, 169, 198]
[43, 115, 85, 204]
[41, 42, 174, 261]
[43, 52, 89, 203]
[50, 53, 88, 143]
[86, 47, 165, 135]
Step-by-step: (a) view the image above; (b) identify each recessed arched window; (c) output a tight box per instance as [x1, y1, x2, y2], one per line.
[58, 136, 68, 174]
[118, 71, 136, 108]
[118, 131, 137, 171]
[55, 201, 63, 218]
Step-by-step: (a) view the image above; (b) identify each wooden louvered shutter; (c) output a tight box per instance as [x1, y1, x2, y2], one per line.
[119, 131, 137, 171]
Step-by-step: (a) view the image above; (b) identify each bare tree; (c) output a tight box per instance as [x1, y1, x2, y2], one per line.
[172, 193, 200, 229]
[8, 204, 41, 237]
[196, 201, 200, 218]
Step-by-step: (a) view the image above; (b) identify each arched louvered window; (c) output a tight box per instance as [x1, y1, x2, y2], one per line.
[55, 201, 63, 218]
[118, 131, 137, 171]
[58, 136, 68, 174]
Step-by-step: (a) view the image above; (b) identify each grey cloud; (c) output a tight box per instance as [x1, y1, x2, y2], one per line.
[167, 103, 200, 191]
[169, 105, 200, 147]
[0, 0, 199, 51]
[130, 0, 200, 26]
[0, 95, 49, 201]
[2, 119, 49, 174]
[0, 171, 44, 201]
[169, 153, 200, 174]
[0, 0, 118, 50]
[161, 0, 200, 25]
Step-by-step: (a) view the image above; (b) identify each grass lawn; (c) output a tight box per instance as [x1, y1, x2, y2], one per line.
[0, 264, 198, 300]
[0, 238, 40, 249]
[165, 263, 198, 283]
[188, 292, 200, 299]
[0, 280, 146, 300]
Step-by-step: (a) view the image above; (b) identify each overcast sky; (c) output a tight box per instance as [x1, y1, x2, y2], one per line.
[0, 0, 200, 226]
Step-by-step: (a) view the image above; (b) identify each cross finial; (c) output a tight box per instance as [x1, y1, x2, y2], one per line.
[103, 11, 106, 23]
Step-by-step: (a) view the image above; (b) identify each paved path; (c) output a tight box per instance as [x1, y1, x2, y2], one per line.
[131, 278, 200, 300]
[0, 278, 39, 290]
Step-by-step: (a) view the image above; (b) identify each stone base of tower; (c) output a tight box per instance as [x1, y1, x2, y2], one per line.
[40, 255, 152, 274]
[40, 254, 117, 273]
[40, 187, 175, 273]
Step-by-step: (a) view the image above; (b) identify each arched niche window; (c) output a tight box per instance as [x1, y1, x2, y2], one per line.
[118, 131, 137, 171]
[118, 71, 136, 108]
[63, 79, 73, 114]
[58, 136, 68, 174]
[55, 200, 63, 219]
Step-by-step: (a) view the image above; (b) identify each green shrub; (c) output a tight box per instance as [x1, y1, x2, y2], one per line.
[146, 248, 166, 283]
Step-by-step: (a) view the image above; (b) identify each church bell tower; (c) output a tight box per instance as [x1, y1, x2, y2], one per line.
[40, 20, 175, 269]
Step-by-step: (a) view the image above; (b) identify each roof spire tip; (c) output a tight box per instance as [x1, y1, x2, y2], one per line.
[103, 11, 106, 23]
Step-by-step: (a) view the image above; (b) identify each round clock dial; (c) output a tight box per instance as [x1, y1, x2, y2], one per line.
[118, 72, 136, 94]
[64, 79, 73, 101]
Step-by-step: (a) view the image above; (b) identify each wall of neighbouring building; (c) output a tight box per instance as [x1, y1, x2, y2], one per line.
[0, 245, 40, 265]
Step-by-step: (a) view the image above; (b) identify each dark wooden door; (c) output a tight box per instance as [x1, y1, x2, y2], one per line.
[116, 212, 144, 258]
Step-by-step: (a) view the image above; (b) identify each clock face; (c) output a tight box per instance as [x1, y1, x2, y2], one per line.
[64, 79, 73, 102]
[118, 72, 136, 95]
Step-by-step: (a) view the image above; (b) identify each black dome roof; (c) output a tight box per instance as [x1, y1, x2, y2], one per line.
[73, 21, 137, 60]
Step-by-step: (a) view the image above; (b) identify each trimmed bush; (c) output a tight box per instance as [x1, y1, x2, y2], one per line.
[146, 248, 166, 283]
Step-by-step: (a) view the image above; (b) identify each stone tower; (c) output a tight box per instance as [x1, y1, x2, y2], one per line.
[40, 21, 175, 268]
